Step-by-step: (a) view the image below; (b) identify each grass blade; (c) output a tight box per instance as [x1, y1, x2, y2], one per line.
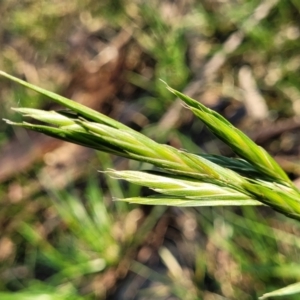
[259, 282, 300, 299]
[165, 83, 292, 185]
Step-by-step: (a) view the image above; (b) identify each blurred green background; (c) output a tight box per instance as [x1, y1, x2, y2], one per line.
[1, 0, 300, 299]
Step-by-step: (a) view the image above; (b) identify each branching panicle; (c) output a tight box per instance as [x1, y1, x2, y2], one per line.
[1, 70, 300, 221]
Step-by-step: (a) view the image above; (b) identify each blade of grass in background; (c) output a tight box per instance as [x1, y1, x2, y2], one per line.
[259, 283, 300, 299]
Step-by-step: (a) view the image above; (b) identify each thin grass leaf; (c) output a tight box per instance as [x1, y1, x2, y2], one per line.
[259, 282, 300, 299]
[116, 197, 262, 207]
[201, 154, 275, 181]
[107, 169, 262, 206]
[164, 82, 292, 185]
[0, 70, 130, 130]
[107, 169, 250, 197]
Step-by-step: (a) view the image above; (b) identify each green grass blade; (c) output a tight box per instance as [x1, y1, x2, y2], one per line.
[5, 107, 248, 189]
[107, 169, 257, 202]
[116, 197, 262, 206]
[165, 83, 291, 185]
[201, 154, 275, 181]
[0, 71, 130, 130]
[259, 282, 300, 299]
